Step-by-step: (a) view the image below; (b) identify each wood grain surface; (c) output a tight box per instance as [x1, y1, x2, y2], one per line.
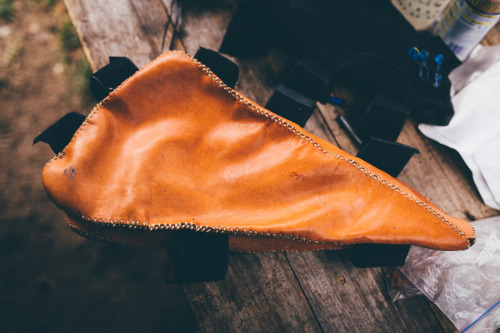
[63, 1, 499, 332]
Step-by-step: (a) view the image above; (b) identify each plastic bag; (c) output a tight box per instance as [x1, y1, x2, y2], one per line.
[399, 216, 500, 332]
[385, 267, 422, 302]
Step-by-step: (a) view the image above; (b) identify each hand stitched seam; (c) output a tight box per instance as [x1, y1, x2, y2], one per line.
[43, 50, 475, 246]
[66, 212, 343, 246]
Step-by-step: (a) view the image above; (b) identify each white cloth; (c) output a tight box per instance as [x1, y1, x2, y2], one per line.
[419, 45, 500, 210]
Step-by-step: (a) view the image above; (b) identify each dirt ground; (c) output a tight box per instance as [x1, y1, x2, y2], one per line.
[0, 1, 198, 331]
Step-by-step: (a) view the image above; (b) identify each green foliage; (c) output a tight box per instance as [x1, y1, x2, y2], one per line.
[72, 57, 94, 108]
[58, 20, 80, 52]
[0, 0, 14, 21]
[43, 0, 58, 8]
[7, 40, 24, 65]
[32, 0, 59, 9]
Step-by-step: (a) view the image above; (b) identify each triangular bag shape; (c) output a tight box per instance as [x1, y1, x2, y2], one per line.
[42, 51, 475, 251]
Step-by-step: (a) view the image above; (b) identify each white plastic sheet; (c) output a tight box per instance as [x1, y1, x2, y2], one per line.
[399, 216, 500, 332]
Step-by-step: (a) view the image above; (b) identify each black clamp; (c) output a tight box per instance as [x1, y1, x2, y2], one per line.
[265, 84, 316, 127]
[265, 53, 333, 127]
[338, 92, 411, 146]
[90, 57, 139, 102]
[195, 47, 239, 89]
[33, 112, 86, 154]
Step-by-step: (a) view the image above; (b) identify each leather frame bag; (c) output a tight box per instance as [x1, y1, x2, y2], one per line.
[41, 51, 476, 257]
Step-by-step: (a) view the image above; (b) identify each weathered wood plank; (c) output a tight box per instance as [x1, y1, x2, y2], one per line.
[163, 0, 235, 56]
[63, 0, 170, 70]
[159, 0, 185, 52]
[284, 251, 447, 333]
[315, 102, 358, 155]
[185, 253, 322, 333]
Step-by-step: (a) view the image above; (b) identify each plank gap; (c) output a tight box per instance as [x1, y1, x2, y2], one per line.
[284, 253, 326, 333]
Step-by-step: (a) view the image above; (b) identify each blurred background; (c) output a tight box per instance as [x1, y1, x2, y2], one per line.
[0, 1, 198, 331]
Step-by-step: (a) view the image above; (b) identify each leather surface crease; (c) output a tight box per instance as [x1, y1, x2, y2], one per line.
[41, 52, 475, 252]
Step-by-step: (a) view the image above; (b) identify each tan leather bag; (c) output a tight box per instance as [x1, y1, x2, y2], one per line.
[41, 51, 475, 254]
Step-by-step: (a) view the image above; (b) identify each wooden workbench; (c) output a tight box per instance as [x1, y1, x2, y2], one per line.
[62, 0, 499, 331]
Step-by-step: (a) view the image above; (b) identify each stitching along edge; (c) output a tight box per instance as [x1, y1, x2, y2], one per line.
[43, 50, 475, 247]
[68, 214, 344, 252]
[66, 212, 340, 246]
